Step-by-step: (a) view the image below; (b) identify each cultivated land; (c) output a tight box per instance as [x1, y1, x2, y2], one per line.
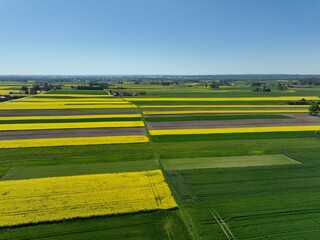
[0, 170, 177, 228]
[162, 154, 300, 170]
[0, 80, 320, 239]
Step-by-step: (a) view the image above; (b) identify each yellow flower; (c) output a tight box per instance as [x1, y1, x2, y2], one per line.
[150, 125, 320, 135]
[0, 170, 177, 227]
[0, 121, 144, 131]
[0, 135, 149, 148]
[0, 114, 141, 121]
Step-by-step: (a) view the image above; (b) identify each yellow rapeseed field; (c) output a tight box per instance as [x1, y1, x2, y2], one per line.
[0, 114, 141, 121]
[0, 170, 177, 227]
[20, 101, 134, 104]
[143, 109, 308, 115]
[0, 90, 11, 94]
[0, 90, 26, 95]
[150, 125, 320, 135]
[0, 135, 149, 148]
[0, 121, 144, 131]
[140, 105, 308, 108]
[37, 94, 113, 97]
[20, 98, 125, 102]
[0, 102, 137, 110]
[124, 96, 320, 101]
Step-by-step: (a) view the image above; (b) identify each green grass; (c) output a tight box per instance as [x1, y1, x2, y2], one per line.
[2, 160, 158, 180]
[0, 143, 154, 168]
[167, 148, 320, 239]
[152, 131, 317, 143]
[145, 114, 291, 122]
[0, 117, 142, 124]
[162, 154, 300, 170]
[154, 137, 320, 159]
[0, 211, 191, 240]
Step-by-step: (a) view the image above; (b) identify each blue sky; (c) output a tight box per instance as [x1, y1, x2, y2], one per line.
[0, 0, 319, 75]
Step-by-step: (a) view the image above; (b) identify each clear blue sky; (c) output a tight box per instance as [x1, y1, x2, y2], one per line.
[0, 0, 319, 75]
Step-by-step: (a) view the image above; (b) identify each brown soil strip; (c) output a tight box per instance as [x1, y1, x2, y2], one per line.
[145, 113, 285, 118]
[147, 115, 320, 130]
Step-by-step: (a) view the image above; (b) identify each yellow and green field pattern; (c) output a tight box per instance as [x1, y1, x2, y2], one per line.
[0, 170, 177, 227]
[0, 135, 149, 148]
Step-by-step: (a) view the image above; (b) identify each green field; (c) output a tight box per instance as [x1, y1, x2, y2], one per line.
[152, 131, 317, 143]
[1, 160, 158, 180]
[1, 79, 320, 239]
[162, 154, 300, 170]
[168, 148, 320, 239]
[0, 211, 190, 240]
[0, 143, 154, 168]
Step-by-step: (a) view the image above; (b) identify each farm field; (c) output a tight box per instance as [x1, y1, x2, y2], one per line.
[1, 80, 320, 239]
[0, 170, 177, 228]
[162, 154, 300, 170]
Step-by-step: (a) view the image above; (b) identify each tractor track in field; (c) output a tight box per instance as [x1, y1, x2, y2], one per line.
[175, 171, 236, 240]
[133, 100, 200, 240]
[127, 97, 236, 240]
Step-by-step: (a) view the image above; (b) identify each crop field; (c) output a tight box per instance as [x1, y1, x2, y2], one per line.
[0, 135, 149, 148]
[145, 114, 292, 122]
[144, 109, 308, 115]
[125, 96, 320, 101]
[0, 120, 144, 131]
[150, 125, 320, 135]
[162, 154, 300, 170]
[0, 102, 137, 110]
[0, 170, 177, 227]
[1, 80, 320, 239]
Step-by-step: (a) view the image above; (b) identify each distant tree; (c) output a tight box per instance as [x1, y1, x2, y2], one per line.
[262, 85, 271, 92]
[210, 81, 220, 89]
[278, 83, 287, 91]
[309, 102, 320, 116]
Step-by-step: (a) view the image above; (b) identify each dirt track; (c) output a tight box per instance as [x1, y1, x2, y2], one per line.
[0, 127, 146, 140]
[147, 113, 320, 130]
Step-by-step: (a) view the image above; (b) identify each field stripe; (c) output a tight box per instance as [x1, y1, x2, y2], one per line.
[0, 103, 137, 110]
[144, 109, 308, 115]
[0, 121, 145, 131]
[0, 170, 177, 227]
[163, 154, 300, 170]
[140, 105, 309, 108]
[38, 94, 113, 97]
[0, 114, 141, 121]
[125, 96, 320, 101]
[0, 135, 149, 148]
[150, 125, 320, 135]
